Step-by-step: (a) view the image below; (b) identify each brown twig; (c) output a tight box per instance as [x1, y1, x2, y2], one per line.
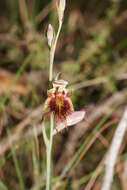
[0, 105, 43, 155]
[0, 33, 26, 47]
[55, 89, 127, 174]
[36, 2, 52, 23]
[18, 0, 29, 30]
[77, 119, 118, 165]
[18, 0, 38, 51]
[71, 73, 127, 91]
[84, 155, 106, 190]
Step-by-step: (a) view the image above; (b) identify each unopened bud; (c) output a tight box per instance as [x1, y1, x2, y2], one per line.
[59, 0, 66, 13]
[47, 24, 54, 47]
[56, 0, 66, 23]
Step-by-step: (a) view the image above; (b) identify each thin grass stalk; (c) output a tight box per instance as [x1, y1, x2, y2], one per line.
[32, 125, 40, 190]
[0, 52, 34, 109]
[101, 107, 127, 190]
[32, 140, 40, 190]
[60, 114, 110, 179]
[7, 129, 25, 190]
[0, 181, 8, 190]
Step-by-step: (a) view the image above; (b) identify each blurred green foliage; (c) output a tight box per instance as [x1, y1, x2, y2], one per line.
[0, 0, 127, 189]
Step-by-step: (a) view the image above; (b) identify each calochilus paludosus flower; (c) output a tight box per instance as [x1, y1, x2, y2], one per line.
[43, 79, 86, 134]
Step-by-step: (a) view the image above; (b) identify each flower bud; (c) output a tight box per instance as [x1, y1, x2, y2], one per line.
[47, 24, 54, 48]
[59, 0, 66, 13]
[56, 0, 66, 23]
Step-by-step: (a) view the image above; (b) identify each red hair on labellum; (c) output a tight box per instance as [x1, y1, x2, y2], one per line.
[43, 79, 86, 130]
[44, 80, 73, 123]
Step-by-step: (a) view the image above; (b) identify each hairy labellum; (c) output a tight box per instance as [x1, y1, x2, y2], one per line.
[43, 79, 85, 130]
[44, 80, 73, 123]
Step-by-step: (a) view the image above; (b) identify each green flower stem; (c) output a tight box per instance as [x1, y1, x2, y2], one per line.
[43, 19, 63, 190]
[46, 113, 54, 190]
[47, 22, 63, 189]
[49, 21, 62, 82]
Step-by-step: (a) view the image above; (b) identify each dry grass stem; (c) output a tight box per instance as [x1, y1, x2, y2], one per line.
[101, 107, 127, 190]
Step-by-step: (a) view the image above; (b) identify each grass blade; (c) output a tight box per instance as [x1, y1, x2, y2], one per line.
[0, 181, 8, 190]
[7, 129, 25, 190]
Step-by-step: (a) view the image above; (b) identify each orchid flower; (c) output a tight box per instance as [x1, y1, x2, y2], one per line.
[43, 79, 86, 134]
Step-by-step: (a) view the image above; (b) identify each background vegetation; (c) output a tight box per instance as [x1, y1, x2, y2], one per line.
[0, 0, 127, 189]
